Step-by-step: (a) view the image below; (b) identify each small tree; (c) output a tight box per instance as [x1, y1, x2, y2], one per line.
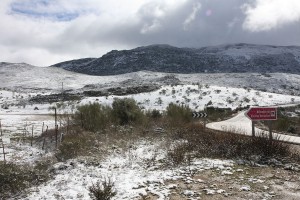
[146, 109, 162, 119]
[75, 102, 112, 132]
[112, 98, 145, 125]
[156, 97, 163, 105]
[166, 103, 192, 126]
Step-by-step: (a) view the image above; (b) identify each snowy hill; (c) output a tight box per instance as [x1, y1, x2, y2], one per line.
[1, 62, 300, 96]
[50, 43, 300, 75]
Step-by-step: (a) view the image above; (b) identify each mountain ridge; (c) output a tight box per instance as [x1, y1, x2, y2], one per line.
[50, 43, 300, 76]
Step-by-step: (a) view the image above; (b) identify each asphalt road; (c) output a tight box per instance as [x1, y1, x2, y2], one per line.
[206, 110, 300, 145]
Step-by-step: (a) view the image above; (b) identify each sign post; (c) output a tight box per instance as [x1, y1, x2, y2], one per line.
[192, 112, 208, 118]
[245, 107, 277, 140]
[268, 121, 273, 141]
[192, 112, 208, 128]
[251, 121, 255, 137]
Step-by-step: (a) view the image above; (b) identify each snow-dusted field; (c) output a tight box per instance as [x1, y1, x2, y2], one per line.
[23, 140, 300, 200]
[1, 63, 300, 96]
[1, 83, 300, 161]
[0, 66, 300, 200]
[1, 84, 299, 139]
[25, 140, 234, 200]
[85, 84, 300, 111]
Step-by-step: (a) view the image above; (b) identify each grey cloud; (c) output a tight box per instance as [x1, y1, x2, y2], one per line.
[125, 0, 300, 47]
[86, 0, 249, 47]
[2, 0, 300, 66]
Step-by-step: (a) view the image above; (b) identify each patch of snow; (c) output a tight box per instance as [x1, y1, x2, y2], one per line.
[240, 185, 251, 191]
[221, 170, 233, 175]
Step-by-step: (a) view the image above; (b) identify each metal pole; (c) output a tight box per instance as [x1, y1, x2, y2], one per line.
[252, 121, 255, 137]
[55, 108, 58, 148]
[268, 121, 273, 141]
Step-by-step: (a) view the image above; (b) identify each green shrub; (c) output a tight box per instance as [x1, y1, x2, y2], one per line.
[146, 109, 162, 119]
[287, 125, 297, 134]
[55, 132, 95, 161]
[75, 102, 112, 132]
[112, 98, 146, 125]
[205, 107, 232, 121]
[165, 103, 192, 126]
[0, 162, 49, 199]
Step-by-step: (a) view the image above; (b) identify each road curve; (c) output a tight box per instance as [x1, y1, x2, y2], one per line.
[206, 111, 300, 145]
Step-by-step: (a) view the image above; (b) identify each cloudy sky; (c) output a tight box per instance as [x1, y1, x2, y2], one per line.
[1, 0, 300, 66]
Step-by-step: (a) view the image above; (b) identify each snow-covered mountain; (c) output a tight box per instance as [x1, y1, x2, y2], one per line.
[1, 62, 300, 96]
[50, 43, 300, 75]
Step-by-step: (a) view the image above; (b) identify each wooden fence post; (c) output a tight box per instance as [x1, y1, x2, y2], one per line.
[42, 122, 44, 134]
[54, 108, 58, 148]
[31, 125, 34, 146]
[42, 126, 48, 150]
[55, 125, 58, 148]
[0, 138, 6, 163]
[67, 116, 69, 135]
[0, 120, 2, 136]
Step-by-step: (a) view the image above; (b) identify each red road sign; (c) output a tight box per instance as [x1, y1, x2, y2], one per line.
[245, 107, 277, 121]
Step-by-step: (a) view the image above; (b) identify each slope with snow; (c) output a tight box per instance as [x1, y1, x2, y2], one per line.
[51, 44, 300, 75]
[1, 62, 300, 96]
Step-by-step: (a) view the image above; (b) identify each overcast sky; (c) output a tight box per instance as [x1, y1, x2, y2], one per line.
[1, 0, 300, 66]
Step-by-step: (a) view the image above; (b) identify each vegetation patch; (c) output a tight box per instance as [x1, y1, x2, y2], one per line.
[89, 179, 117, 200]
[0, 162, 49, 199]
[261, 106, 300, 135]
[29, 93, 82, 104]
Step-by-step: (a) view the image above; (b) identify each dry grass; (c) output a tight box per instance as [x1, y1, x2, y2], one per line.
[179, 123, 294, 162]
[0, 162, 49, 199]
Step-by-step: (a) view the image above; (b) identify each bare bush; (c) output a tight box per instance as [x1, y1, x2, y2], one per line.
[167, 143, 188, 166]
[89, 179, 116, 200]
[173, 123, 294, 163]
[0, 162, 49, 199]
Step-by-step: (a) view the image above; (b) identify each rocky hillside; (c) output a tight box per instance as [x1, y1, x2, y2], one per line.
[50, 43, 300, 75]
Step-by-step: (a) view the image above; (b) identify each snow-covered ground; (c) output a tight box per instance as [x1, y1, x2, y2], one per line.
[23, 139, 300, 200]
[24, 139, 234, 200]
[1, 63, 300, 96]
[84, 84, 300, 111]
[1, 84, 300, 139]
[1, 80, 300, 199]
[1, 84, 299, 140]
